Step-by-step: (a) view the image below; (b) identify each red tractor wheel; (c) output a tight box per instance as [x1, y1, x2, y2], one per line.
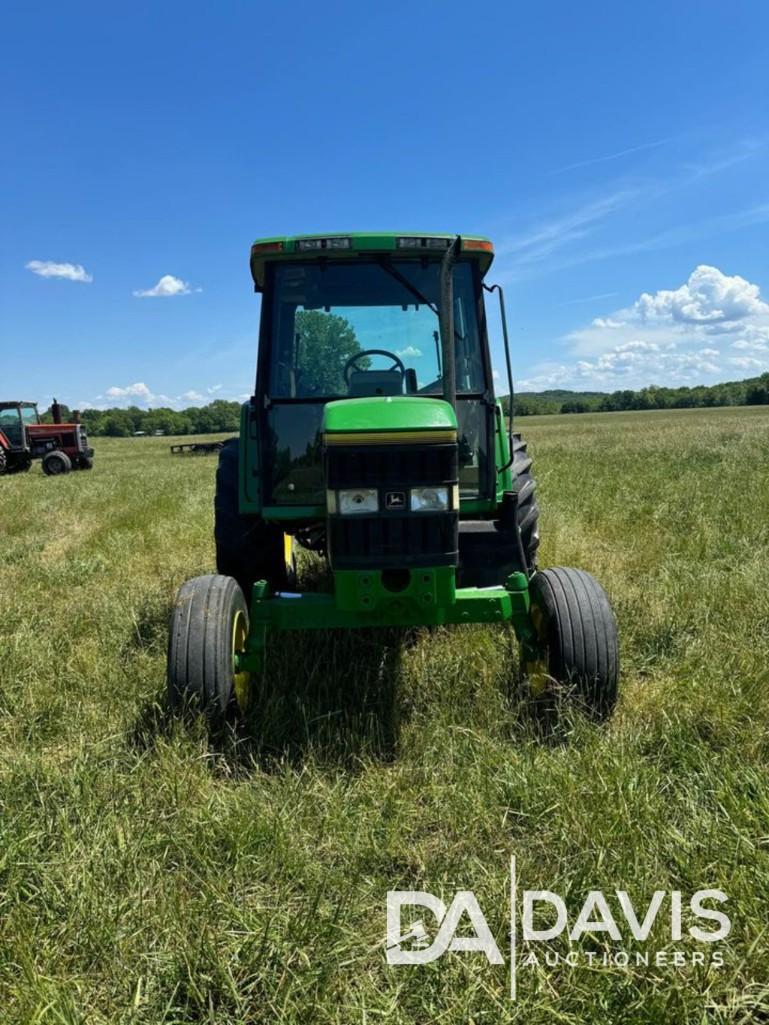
[42, 450, 72, 476]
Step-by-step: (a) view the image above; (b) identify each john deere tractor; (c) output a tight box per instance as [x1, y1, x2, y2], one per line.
[168, 234, 618, 722]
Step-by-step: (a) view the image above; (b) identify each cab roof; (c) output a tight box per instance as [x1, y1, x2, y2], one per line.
[249, 232, 494, 290]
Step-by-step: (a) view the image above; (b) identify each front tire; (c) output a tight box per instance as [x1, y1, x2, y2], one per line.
[522, 567, 619, 718]
[42, 450, 72, 476]
[167, 574, 252, 722]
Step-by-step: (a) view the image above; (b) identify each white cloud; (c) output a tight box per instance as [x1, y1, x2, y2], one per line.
[106, 382, 152, 399]
[26, 260, 92, 283]
[683, 139, 764, 181]
[521, 264, 769, 391]
[729, 326, 769, 353]
[89, 382, 243, 410]
[496, 200, 769, 285]
[560, 291, 619, 306]
[492, 369, 500, 380]
[728, 356, 764, 370]
[102, 384, 174, 407]
[591, 317, 624, 329]
[571, 345, 721, 384]
[396, 346, 422, 359]
[133, 274, 197, 298]
[634, 265, 768, 325]
[573, 204, 769, 274]
[550, 138, 670, 176]
[495, 190, 636, 268]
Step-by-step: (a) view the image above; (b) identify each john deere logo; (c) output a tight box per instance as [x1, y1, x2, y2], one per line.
[386, 491, 406, 510]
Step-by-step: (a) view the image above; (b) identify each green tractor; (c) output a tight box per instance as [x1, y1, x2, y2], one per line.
[168, 233, 618, 723]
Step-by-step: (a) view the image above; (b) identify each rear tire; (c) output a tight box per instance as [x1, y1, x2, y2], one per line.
[512, 433, 540, 573]
[522, 567, 619, 718]
[42, 450, 72, 476]
[215, 438, 292, 597]
[0, 448, 6, 475]
[167, 574, 252, 722]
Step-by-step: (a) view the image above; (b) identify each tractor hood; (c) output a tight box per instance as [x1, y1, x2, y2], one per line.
[322, 396, 457, 446]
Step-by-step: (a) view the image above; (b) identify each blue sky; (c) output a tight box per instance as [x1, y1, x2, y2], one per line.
[2, 1, 768, 409]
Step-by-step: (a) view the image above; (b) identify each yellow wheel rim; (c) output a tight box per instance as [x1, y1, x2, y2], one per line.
[524, 604, 550, 696]
[524, 655, 550, 697]
[232, 609, 252, 713]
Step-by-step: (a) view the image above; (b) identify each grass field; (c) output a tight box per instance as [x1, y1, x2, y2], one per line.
[2, 406, 769, 1024]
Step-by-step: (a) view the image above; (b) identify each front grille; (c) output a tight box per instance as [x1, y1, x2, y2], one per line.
[325, 441, 459, 570]
[329, 512, 457, 568]
[326, 443, 457, 488]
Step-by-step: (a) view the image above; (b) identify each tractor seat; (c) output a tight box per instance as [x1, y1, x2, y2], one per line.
[347, 369, 404, 397]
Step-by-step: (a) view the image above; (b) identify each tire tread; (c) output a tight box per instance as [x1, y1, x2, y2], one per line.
[528, 566, 619, 716]
[167, 574, 249, 721]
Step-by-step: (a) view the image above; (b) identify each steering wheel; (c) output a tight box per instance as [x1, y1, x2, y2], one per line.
[343, 349, 406, 384]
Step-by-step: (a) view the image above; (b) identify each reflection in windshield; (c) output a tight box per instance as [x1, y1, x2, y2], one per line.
[1, 407, 38, 427]
[0, 409, 24, 447]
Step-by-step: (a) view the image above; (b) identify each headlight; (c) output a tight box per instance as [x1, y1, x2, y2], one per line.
[410, 486, 449, 512]
[338, 488, 378, 515]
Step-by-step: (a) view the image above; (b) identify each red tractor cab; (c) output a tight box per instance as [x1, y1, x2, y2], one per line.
[0, 400, 94, 476]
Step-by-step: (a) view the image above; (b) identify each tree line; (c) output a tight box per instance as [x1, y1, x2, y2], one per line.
[504, 373, 769, 416]
[41, 370, 769, 434]
[41, 400, 241, 436]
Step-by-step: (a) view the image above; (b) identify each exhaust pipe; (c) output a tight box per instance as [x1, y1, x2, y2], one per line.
[51, 398, 62, 425]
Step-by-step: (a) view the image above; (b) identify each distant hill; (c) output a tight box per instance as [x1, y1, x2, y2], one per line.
[500, 373, 769, 416]
[517, 389, 607, 400]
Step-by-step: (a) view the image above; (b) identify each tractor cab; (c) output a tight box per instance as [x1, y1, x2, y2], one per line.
[248, 234, 502, 511]
[228, 233, 539, 591]
[0, 401, 39, 451]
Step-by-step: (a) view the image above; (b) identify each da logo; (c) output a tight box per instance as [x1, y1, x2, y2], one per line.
[386, 891, 504, 965]
[386, 864, 731, 1000]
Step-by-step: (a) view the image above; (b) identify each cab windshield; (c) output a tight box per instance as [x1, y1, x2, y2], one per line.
[266, 260, 486, 398]
[0, 406, 36, 446]
[0, 408, 21, 429]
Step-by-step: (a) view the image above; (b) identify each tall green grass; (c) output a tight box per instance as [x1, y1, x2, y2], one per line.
[1, 408, 768, 1024]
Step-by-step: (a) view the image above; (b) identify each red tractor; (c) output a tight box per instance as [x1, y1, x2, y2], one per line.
[0, 400, 94, 476]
